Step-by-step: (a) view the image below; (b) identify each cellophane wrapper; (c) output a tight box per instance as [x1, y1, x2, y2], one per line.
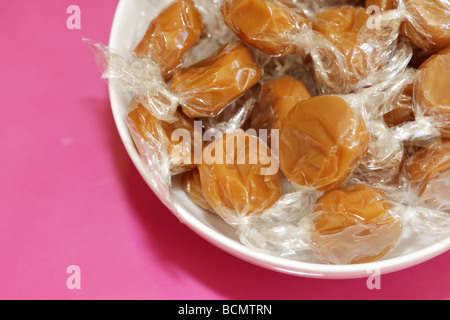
[239, 64, 450, 263]
[90, 0, 450, 265]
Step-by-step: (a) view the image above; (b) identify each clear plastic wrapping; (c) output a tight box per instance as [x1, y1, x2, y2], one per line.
[353, 119, 406, 184]
[398, 0, 450, 53]
[221, 0, 312, 57]
[237, 191, 321, 259]
[279, 95, 370, 191]
[198, 131, 282, 226]
[91, 0, 450, 266]
[200, 86, 261, 135]
[309, 184, 404, 264]
[89, 39, 263, 123]
[87, 40, 181, 123]
[236, 61, 450, 263]
[414, 48, 450, 138]
[220, 0, 413, 94]
[133, 0, 204, 80]
[126, 98, 198, 202]
[347, 69, 414, 184]
[127, 99, 197, 175]
[170, 41, 263, 118]
[238, 184, 405, 265]
[126, 99, 173, 202]
[404, 139, 450, 212]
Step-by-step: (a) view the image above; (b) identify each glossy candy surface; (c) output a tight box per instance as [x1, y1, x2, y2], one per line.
[221, 0, 311, 56]
[279, 95, 370, 191]
[170, 42, 263, 118]
[250, 76, 311, 132]
[115, 0, 450, 268]
[312, 7, 374, 87]
[400, 0, 450, 53]
[310, 184, 404, 264]
[415, 49, 450, 137]
[134, 0, 203, 80]
[198, 131, 282, 225]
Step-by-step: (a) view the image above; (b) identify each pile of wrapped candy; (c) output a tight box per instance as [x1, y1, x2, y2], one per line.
[92, 0, 450, 265]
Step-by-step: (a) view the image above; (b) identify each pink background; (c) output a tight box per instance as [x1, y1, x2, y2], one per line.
[0, 0, 449, 300]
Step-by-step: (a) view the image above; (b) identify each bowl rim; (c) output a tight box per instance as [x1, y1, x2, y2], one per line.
[107, 0, 450, 279]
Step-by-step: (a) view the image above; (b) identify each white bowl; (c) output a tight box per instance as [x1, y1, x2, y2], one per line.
[107, 0, 450, 279]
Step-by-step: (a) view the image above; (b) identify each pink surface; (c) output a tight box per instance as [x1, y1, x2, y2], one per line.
[0, 0, 449, 300]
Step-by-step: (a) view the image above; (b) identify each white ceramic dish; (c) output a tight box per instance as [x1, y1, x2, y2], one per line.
[107, 0, 450, 279]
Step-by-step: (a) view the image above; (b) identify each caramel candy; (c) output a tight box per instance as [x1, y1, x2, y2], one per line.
[221, 0, 311, 56]
[182, 167, 213, 211]
[170, 42, 263, 118]
[250, 76, 311, 133]
[279, 95, 370, 191]
[313, 7, 370, 37]
[198, 131, 282, 224]
[383, 83, 415, 127]
[134, 0, 203, 80]
[400, 0, 450, 53]
[405, 139, 450, 209]
[312, 7, 377, 86]
[310, 184, 403, 264]
[366, 0, 395, 11]
[127, 99, 197, 174]
[415, 49, 450, 137]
